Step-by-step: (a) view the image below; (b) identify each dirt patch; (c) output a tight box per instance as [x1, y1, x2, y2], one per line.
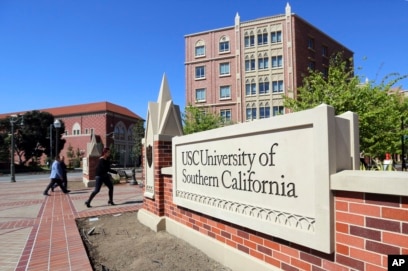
[73, 180, 231, 271]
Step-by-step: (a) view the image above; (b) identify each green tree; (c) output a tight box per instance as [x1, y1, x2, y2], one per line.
[182, 105, 223, 135]
[65, 144, 82, 168]
[109, 143, 119, 165]
[0, 133, 9, 162]
[132, 121, 145, 167]
[0, 111, 66, 165]
[283, 53, 408, 157]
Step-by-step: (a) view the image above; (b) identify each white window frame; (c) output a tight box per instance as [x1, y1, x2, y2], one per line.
[271, 31, 282, 43]
[246, 103, 257, 121]
[273, 106, 284, 116]
[195, 66, 205, 79]
[220, 62, 230, 76]
[220, 85, 231, 100]
[272, 55, 283, 68]
[245, 79, 256, 96]
[220, 109, 231, 123]
[259, 103, 271, 119]
[195, 88, 206, 102]
[272, 80, 284, 93]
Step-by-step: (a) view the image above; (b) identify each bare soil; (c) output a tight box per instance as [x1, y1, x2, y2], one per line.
[73, 182, 232, 271]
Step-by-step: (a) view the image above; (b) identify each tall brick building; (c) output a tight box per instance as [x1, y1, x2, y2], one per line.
[185, 3, 353, 123]
[1, 101, 144, 168]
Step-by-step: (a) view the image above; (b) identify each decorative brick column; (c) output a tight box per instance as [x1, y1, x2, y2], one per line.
[142, 140, 172, 217]
[82, 133, 103, 187]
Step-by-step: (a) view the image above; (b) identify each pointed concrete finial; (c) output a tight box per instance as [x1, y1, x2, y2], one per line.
[157, 73, 172, 104]
[286, 2, 291, 15]
[235, 12, 240, 25]
[90, 133, 97, 144]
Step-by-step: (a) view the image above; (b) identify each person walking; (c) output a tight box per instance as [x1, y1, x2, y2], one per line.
[51, 156, 68, 191]
[60, 156, 68, 189]
[43, 156, 70, 196]
[85, 147, 118, 208]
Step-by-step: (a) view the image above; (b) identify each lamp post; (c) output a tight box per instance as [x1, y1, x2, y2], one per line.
[121, 150, 127, 168]
[106, 132, 116, 164]
[49, 124, 53, 161]
[106, 132, 116, 140]
[53, 119, 61, 158]
[402, 117, 406, 171]
[10, 115, 24, 182]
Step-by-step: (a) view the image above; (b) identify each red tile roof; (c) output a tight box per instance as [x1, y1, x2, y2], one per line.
[0, 101, 144, 120]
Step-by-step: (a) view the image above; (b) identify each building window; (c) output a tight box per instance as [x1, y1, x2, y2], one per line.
[115, 122, 126, 140]
[272, 55, 283, 68]
[245, 58, 256, 71]
[272, 80, 284, 93]
[195, 88, 206, 102]
[259, 103, 270, 119]
[258, 54, 269, 70]
[195, 40, 205, 57]
[322, 45, 328, 57]
[195, 66, 205, 79]
[219, 36, 230, 53]
[259, 79, 270, 94]
[220, 62, 230, 76]
[245, 79, 256, 96]
[308, 61, 316, 71]
[244, 33, 255, 47]
[308, 38, 315, 50]
[220, 109, 231, 123]
[273, 106, 284, 116]
[271, 31, 282, 43]
[195, 46, 205, 56]
[220, 86, 231, 99]
[246, 103, 257, 121]
[72, 123, 81, 135]
[257, 32, 268, 45]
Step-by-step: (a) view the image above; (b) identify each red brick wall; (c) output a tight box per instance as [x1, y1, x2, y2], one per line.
[292, 16, 353, 91]
[58, 112, 140, 166]
[143, 140, 172, 217]
[58, 114, 107, 161]
[334, 191, 408, 271]
[185, 27, 239, 122]
[143, 140, 408, 271]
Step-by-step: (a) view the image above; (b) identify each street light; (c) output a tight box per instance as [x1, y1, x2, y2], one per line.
[9, 115, 24, 182]
[105, 132, 117, 164]
[53, 119, 61, 158]
[49, 124, 53, 161]
[106, 132, 116, 140]
[402, 117, 407, 171]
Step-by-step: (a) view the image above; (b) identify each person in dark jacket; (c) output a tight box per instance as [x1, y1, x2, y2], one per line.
[60, 156, 68, 189]
[85, 148, 117, 208]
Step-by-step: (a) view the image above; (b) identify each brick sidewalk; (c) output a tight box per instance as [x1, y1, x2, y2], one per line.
[0, 177, 143, 271]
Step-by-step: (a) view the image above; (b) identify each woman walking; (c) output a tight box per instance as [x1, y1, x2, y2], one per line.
[85, 148, 118, 208]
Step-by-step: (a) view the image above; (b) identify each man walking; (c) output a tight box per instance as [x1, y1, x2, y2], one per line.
[43, 156, 70, 196]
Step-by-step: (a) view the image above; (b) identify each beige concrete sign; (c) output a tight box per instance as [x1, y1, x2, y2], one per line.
[173, 104, 358, 253]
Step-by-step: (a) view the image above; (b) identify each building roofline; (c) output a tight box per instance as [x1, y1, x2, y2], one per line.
[185, 11, 353, 55]
[291, 13, 354, 54]
[184, 26, 234, 38]
[0, 101, 145, 121]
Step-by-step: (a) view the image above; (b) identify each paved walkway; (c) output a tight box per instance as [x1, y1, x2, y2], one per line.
[0, 174, 144, 271]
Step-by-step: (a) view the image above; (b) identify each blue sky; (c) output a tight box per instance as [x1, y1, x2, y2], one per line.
[1, 0, 407, 119]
